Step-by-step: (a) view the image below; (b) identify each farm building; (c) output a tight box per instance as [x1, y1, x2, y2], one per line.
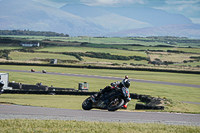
[20, 42, 40, 47]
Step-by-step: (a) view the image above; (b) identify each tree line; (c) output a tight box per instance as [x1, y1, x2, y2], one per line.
[63, 52, 149, 61]
[0, 30, 69, 37]
[0, 50, 11, 60]
[128, 36, 200, 44]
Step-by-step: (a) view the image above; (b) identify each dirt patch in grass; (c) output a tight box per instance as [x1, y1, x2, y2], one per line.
[148, 52, 198, 63]
[0, 59, 43, 63]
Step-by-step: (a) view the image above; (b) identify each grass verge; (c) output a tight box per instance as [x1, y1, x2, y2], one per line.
[0, 119, 199, 133]
[0, 94, 200, 114]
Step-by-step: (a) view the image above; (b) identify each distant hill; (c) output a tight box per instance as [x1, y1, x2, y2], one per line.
[60, 4, 199, 38]
[0, 0, 105, 36]
[102, 6, 193, 26]
[60, 4, 152, 32]
[0, 0, 199, 38]
[107, 24, 200, 38]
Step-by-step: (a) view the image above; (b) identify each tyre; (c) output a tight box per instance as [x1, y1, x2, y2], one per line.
[82, 97, 93, 110]
[107, 97, 124, 111]
[42, 70, 46, 73]
[135, 103, 145, 109]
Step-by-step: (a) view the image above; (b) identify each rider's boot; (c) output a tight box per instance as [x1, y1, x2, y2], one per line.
[91, 89, 103, 102]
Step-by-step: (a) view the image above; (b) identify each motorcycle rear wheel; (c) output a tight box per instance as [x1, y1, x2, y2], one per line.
[82, 97, 93, 110]
[107, 97, 124, 111]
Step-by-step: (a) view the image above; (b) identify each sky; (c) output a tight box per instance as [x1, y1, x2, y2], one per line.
[33, 0, 200, 24]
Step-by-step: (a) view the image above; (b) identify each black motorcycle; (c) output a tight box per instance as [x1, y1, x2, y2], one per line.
[82, 87, 130, 111]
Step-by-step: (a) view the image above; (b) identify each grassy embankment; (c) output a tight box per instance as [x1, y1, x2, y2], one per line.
[0, 65, 200, 113]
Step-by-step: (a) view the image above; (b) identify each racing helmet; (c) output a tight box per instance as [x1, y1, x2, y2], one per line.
[122, 78, 130, 88]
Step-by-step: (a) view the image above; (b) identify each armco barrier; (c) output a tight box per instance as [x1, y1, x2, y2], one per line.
[8, 83, 75, 91]
[48, 87, 75, 91]
[3, 90, 96, 95]
[8, 82, 21, 89]
[21, 84, 48, 91]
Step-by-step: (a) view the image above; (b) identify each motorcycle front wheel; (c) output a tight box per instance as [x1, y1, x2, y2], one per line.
[82, 97, 93, 110]
[107, 97, 124, 111]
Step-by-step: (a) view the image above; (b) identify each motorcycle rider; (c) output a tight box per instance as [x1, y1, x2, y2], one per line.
[0, 75, 4, 95]
[91, 76, 131, 108]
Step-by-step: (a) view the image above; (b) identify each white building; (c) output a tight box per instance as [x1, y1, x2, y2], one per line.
[20, 42, 40, 47]
[0, 73, 12, 90]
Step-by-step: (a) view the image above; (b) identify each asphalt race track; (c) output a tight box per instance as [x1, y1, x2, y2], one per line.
[0, 69, 200, 88]
[0, 104, 200, 126]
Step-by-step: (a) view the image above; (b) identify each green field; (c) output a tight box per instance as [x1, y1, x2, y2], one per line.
[1, 65, 199, 86]
[6, 46, 200, 69]
[0, 46, 23, 50]
[1, 36, 200, 71]
[1, 119, 199, 133]
[9, 51, 78, 61]
[36, 46, 147, 57]
[8, 47, 150, 66]
[176, 48, 200, 53]
[173, 61, 200, 67]
[0, 94, 88, 110]
[148, 52, 198, 63]
[81, 57, 149, 65]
